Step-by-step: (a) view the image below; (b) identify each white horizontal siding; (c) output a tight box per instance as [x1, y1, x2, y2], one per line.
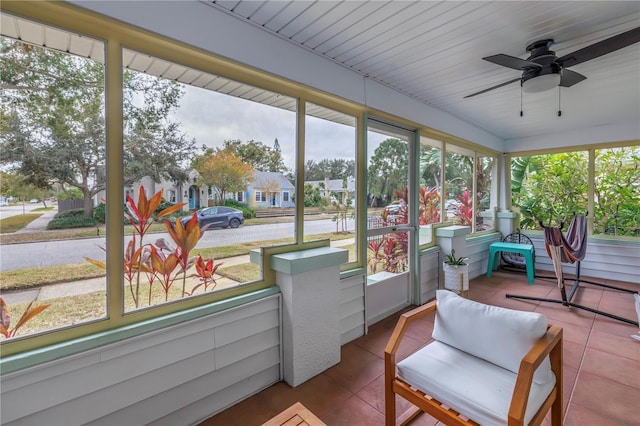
[528, 235, 640, 284]
[340, 273, 365, 344]
[419, 249, 439, 303]
[1, 295, 281, 426]
[466, 233, 502, 279]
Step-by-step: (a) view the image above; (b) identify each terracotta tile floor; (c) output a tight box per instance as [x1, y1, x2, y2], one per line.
[201, 270, 640, 425]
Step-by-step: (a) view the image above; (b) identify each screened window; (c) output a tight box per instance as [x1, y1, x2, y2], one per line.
[594, 146, 639, 236]
[445, 145, 474, 228]
[476, 155, 495, 232]
[419, 136, 442, 245]
[511, 151, 588, 230]
[120, 48, 296, 312]
[0, 26, 108, 339]
[303, 102, 357, 264]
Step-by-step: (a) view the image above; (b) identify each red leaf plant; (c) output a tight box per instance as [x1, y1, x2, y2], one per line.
[0, 297, 50, 339]
[186, 255, 223, 296]
[454, 190, 473, 226]
[149, 245, 180, 302]
[368, 185, 439, 274]
[86, 186, 222, 308]
[163, 213, 204, 296]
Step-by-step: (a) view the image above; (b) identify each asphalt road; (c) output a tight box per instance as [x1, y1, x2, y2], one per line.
[0, 218, 353, 271]
[0, 203, 44, 220]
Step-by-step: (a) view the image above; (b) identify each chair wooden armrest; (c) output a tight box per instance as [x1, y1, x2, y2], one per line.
[509, 325, 563, 425]
[384, 301, 436, 426]
[385, 301, 436, 362]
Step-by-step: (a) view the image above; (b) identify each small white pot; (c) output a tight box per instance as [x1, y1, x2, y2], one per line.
[443, 262, 469, 296]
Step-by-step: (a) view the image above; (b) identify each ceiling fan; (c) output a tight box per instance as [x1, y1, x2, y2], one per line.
[464, 26, 640, 98]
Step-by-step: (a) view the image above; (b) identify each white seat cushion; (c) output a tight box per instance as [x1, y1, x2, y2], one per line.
[432, 290, 553, 385]
[397, 341, 556, 426]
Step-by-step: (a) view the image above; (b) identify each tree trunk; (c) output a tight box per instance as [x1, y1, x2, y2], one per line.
[84, 193, 94, 217]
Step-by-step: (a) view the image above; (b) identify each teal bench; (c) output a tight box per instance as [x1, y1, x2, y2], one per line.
[486, 242, 536, 284]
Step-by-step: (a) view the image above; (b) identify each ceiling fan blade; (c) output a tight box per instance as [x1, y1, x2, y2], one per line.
[464, 77, 521, 98]
[560, 68, 587, 87]
[483, 54, 542, 70]
[557, 26, 640, 68]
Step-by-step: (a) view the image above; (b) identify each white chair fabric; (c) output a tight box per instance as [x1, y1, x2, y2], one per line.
[397, 340, 555, 426]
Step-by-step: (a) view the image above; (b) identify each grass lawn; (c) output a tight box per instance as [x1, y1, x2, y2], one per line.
[4, 279, 223, 338]
[0, 214, 42, 234]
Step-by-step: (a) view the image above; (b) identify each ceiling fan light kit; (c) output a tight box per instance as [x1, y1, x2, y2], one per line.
[522, 73, 561, 93]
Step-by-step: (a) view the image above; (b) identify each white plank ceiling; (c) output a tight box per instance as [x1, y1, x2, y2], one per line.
[204, 0, 640, 142]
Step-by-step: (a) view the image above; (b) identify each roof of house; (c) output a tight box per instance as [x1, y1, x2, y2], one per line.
[252, 170, 294, 190]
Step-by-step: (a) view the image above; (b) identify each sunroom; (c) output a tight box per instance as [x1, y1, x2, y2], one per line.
[0, 1, 638, 425]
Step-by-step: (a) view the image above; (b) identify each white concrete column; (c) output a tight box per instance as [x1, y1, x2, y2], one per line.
[270, 247, 348, 387]
[497, 210, 519, 237]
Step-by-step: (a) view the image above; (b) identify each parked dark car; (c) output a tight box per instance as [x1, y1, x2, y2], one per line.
[180, 206, 244, 230]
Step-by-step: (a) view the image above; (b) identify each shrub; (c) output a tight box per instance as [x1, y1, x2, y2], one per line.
[224, 199, 255, 218]
[54, 208, 85, 219]
[155, 200, 175, 214]
[47, 215, 97, 230]
[93, 202, 106, 223]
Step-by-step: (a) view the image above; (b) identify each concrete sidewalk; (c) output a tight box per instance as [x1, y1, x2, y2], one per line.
[15, 207, 58, 233]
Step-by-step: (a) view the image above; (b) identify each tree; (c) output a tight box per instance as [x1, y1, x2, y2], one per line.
[302, 183, 323, 207]
[419, 145, 441, 189]
[0, 38, 194, 216]
[593, 147, 639, 236]
[367, 138, 408, 206]
[511, 152, 588, 229]
[222, 139, 287, 173]
[305, 158, 355, 180]
[193, 150, 253, 202]
[0, 171, 49, 203]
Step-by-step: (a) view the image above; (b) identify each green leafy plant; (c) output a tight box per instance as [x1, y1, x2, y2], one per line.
[224, 199, 255, 218]
[444, 249, 468, 266]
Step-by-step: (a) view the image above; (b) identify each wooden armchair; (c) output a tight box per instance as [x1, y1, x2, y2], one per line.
[385, 290, 563, 426]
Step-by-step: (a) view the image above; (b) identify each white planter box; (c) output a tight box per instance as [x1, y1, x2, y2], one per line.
[443, 262, 469, 297]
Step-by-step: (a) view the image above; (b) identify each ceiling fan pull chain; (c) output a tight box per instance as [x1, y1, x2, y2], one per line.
[558, 87, 562, 117]
[520, 86, 524, 117]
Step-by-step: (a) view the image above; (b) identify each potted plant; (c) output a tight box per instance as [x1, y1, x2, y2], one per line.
[443, 249, 469, 297]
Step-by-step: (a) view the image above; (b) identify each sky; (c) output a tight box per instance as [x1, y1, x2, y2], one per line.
[172, 84, 387, 172]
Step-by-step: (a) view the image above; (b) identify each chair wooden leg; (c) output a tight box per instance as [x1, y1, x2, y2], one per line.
[385, 392, 396, 426]
[385, 356, 396, 426]
[550, 328, 563, 426]
[398, 406, 423, 426]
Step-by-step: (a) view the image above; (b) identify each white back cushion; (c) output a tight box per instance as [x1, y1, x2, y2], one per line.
[432, 289, 553, 384]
